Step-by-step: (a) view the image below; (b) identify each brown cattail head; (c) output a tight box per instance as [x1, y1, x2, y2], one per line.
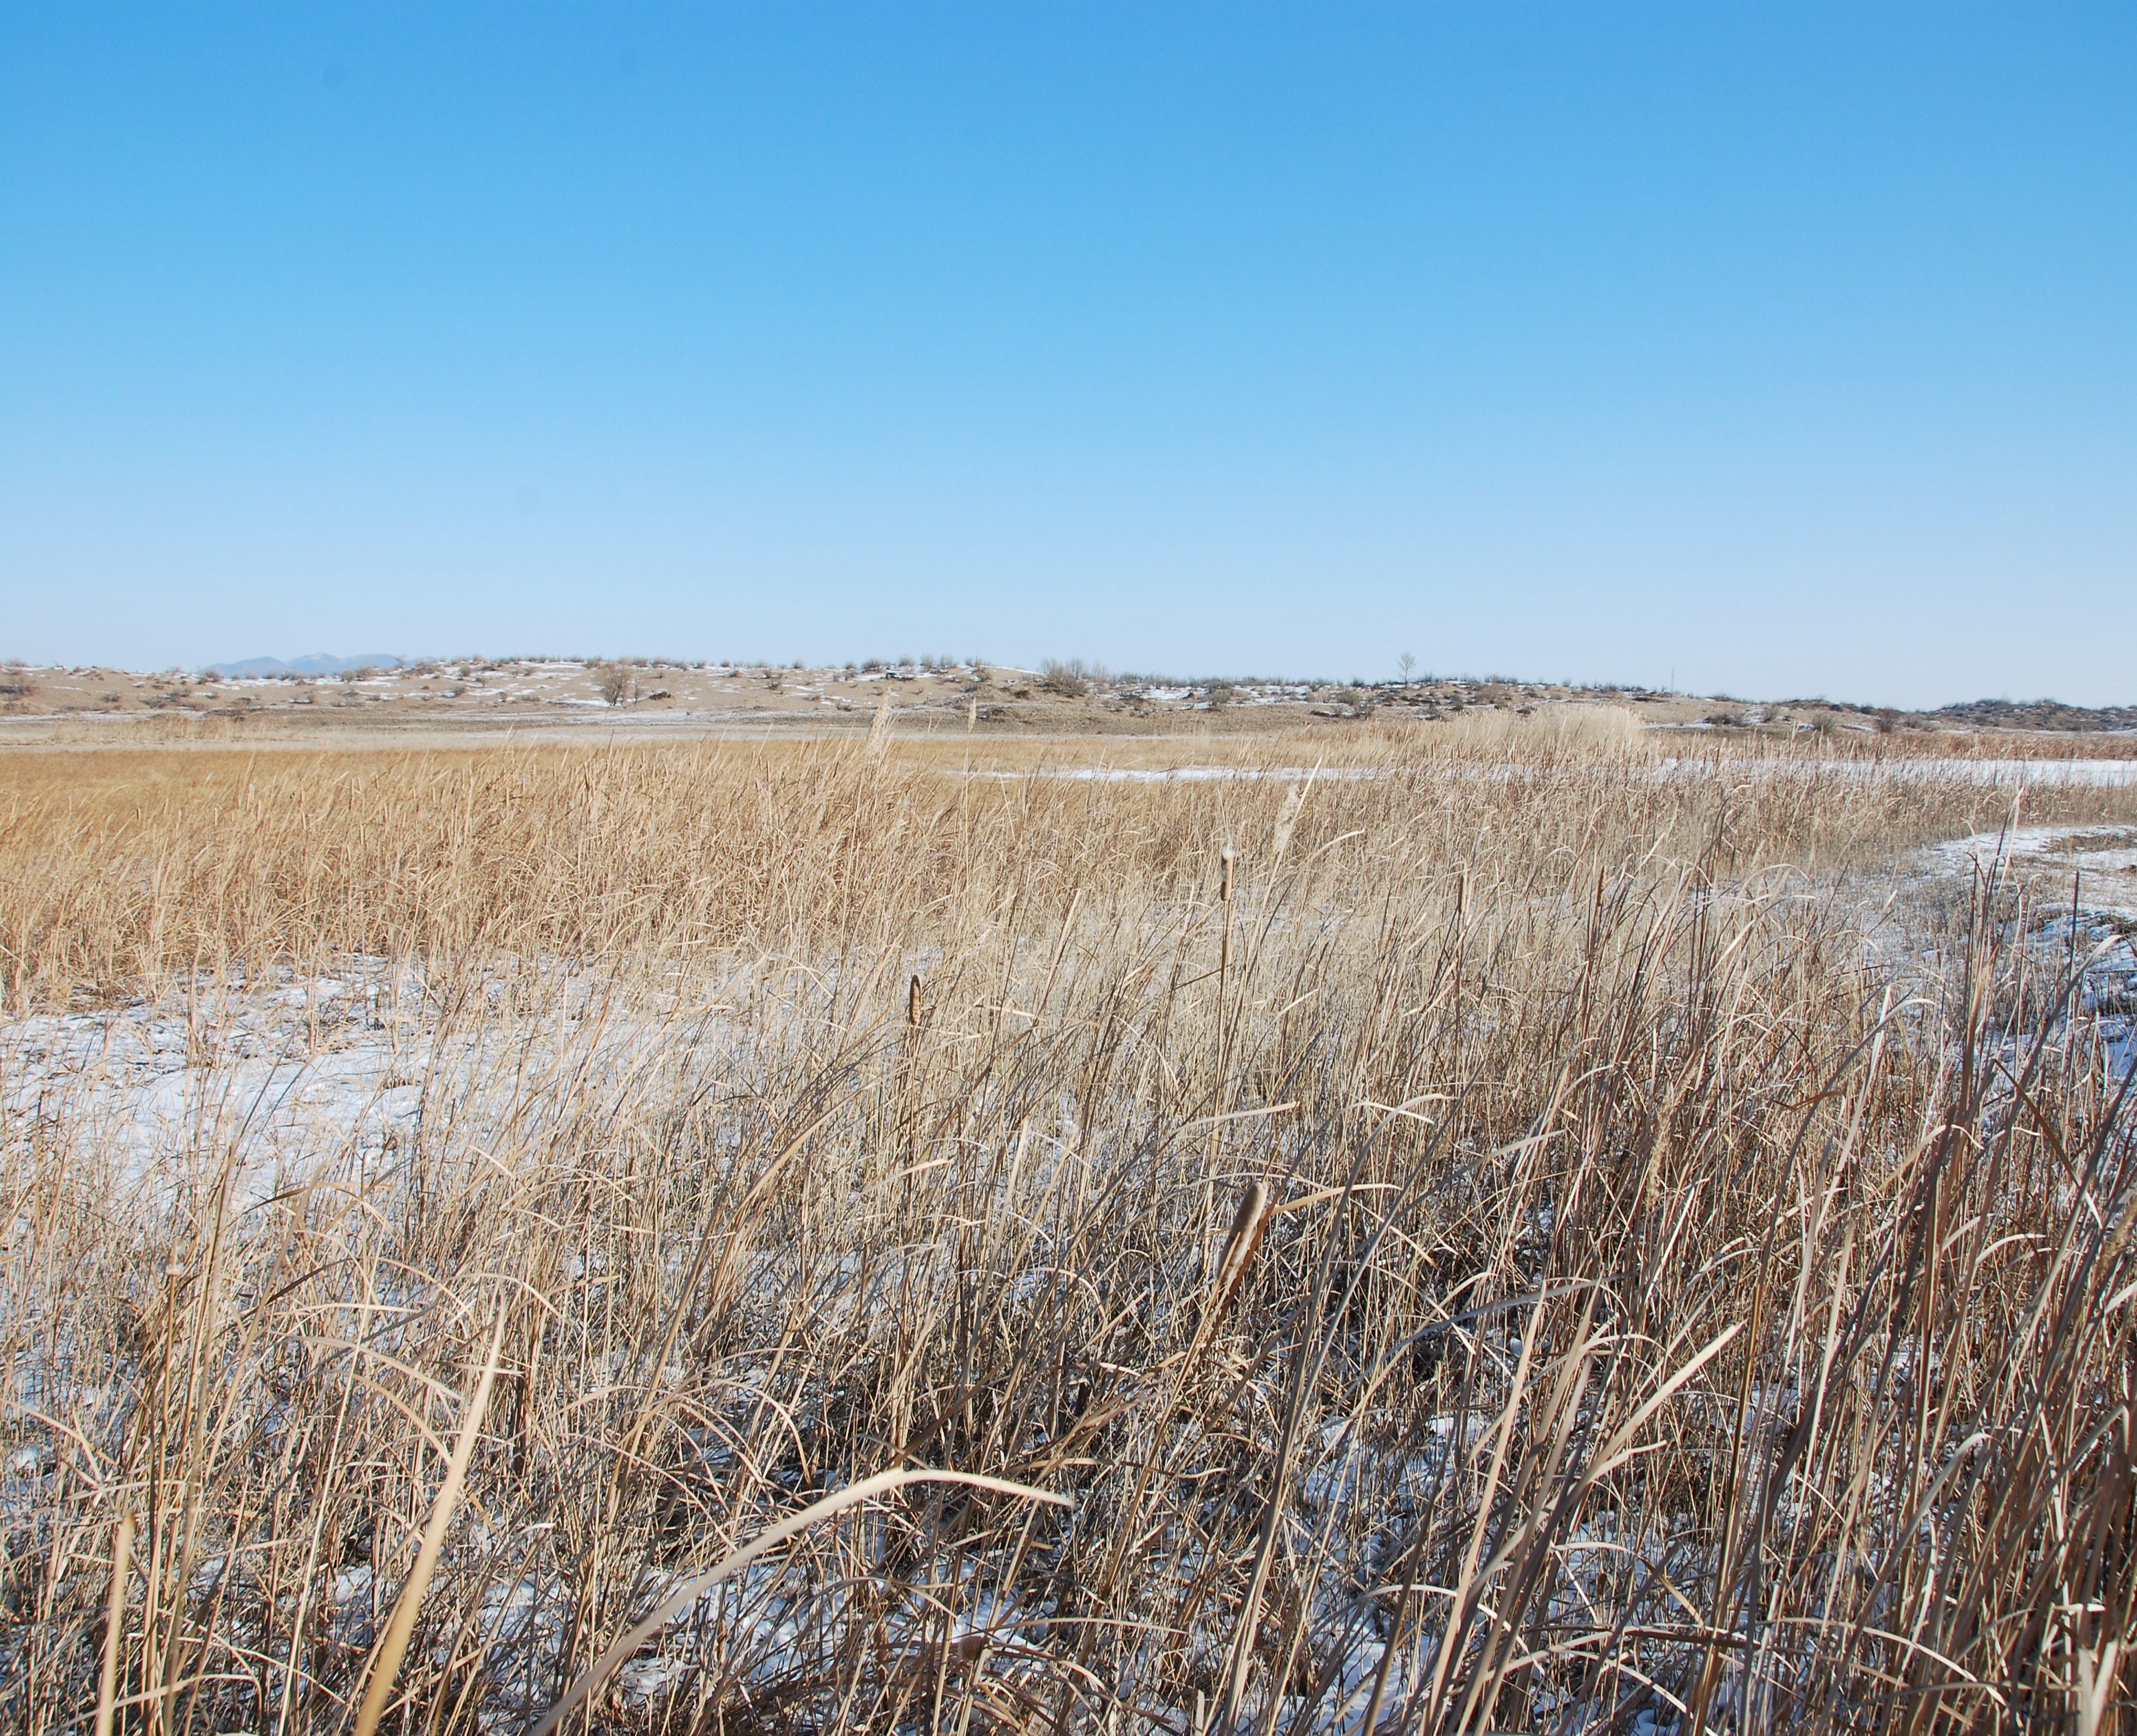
[1210, 1178, 1268, 1320]
[1272, 782, 1304, 861]
[1219, 845, 1236, 903]
[908, 973, 922, 1026]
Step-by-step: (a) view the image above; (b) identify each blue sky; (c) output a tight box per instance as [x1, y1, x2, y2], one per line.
[3, 5, 2130, 704]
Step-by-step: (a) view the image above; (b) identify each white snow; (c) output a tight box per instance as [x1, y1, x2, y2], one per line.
[1932, 824, 2137, 919]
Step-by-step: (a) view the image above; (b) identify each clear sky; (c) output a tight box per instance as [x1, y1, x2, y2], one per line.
[3, 5, 2130, 705]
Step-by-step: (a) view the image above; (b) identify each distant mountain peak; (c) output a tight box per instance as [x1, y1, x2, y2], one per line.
[203, 652, 405, 678]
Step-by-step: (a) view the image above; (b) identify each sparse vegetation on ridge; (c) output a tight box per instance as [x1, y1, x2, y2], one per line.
[3, 659, 2132, 752]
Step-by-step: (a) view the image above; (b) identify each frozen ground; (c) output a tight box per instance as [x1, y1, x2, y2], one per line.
[956, 757, 2137, 785]
[1816, 756, 2137, 785]
[1926, 822, 2137, 1080]
[1933, 822, 2137, 919]
[962, 764, 1381, 783]
[0, 963, 744, 1214]
[3, 963, 433, 1192]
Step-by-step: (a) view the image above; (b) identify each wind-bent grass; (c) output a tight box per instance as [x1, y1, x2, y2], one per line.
[2, 730, 2133, 1731]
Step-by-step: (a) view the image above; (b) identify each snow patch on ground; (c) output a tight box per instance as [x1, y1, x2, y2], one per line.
[0, 962, 692, 1207]
[1932, 824, 2137, 920]
[1923, 823, 2137, 1082]
[956, 758, 2137, 787]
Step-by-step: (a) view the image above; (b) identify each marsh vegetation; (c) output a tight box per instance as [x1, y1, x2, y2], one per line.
[3, 726, 2134, 1731]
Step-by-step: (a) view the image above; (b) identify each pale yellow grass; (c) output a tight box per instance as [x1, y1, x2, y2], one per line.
[1, 733, 2133, 1731]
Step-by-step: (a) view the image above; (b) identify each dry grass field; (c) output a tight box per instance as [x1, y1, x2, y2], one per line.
[3, 721, 2136, 1732]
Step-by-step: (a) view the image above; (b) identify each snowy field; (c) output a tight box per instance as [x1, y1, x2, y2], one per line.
[960, 756, 2137, 785]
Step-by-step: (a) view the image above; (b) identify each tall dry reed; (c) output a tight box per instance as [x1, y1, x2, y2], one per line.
[1, 732, 2132, 1732]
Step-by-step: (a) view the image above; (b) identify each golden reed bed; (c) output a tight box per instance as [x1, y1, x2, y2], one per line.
[3, 728, 2134, 1731]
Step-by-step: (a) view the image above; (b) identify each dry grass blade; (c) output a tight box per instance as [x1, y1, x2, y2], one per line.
[349, 1299, 509, 1736]
[93, 1511, 132, 1736]
[530, 1469, 1071, 1736]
